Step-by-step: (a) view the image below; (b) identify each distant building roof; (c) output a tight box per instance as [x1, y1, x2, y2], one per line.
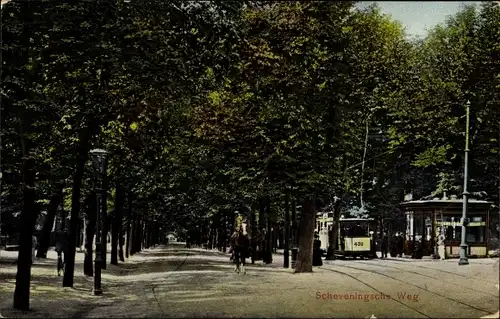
[402, 199, 493, 205]
[400, 198, 494, 211]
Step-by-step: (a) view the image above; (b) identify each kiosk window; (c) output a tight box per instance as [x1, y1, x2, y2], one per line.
[446, 226, 462, 241]
[467, 226, 484, 243]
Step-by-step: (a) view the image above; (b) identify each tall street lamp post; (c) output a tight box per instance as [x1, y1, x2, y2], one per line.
[459, 100, 470, 266]
[90, 149, 109, 295]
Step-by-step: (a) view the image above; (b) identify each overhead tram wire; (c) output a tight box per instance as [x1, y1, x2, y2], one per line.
[346, 135, 423, 172]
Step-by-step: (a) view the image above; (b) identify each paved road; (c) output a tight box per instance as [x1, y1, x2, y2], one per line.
[0, 243, 498, 318]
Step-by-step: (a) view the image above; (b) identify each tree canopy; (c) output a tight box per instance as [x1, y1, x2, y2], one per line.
[1, 0, 499, 309]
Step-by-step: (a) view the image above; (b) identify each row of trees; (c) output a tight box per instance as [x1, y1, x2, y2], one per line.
[1, 0, 499, 311]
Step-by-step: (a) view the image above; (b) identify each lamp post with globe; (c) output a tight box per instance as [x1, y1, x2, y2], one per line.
[459, 100, 471, 266]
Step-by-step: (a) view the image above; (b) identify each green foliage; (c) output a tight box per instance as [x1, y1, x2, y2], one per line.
[1, 0, 499, 239]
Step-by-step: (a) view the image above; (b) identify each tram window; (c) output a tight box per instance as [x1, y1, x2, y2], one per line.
[349, 224, 367, 237]
[340, 227, 346, 236]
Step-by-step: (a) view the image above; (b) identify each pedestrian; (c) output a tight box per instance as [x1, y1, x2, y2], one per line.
[55, 230, 68, 276]
[31, 235, 37, 263]
[381, 232, 388, 258]
[389, 233, 397, 257]
[396, 232, 404, 257]
[312, 233, 323, 266]
[370, 231, 377, 258]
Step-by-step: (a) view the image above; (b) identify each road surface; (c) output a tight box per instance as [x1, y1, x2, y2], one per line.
[0, 243, 498, 318]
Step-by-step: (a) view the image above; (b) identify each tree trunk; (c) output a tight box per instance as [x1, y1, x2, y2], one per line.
[144, 219, 149, 249]
[146, 219, 151, 248]
[125, 195, 133, 258]
[154, 221, 158, 247]
[118, 226, 125, 261]
[110, 220, 117, 265]
[258, 199, 266, 261]
[137, 216, 142, 252]
[118, 191, 125, 262]
[143, 219, 147, 249]
[294, 195, 316, 273]
[111, 181, 124, 265]
[37, 184, 64, 258]
[148, 219, 152, 248]
[291, 195, 298, 248]
[133, 215, 141, 254]
[12, 4, 39, 309]
[60, 203, 67, 232]
[325, 202, 342, 260]
[101, 193, 109, 269]
[325, 192, 347, 260]
[75, 218, 82, 249]
[140, 220, 144, 249]
[222, 215, 227, 253]
[13, 147, 39, 310]
[146, 219, 150, 248]
[284, 191, 290, 268]
[250, 208, 256, 264]
[266, 217, 272, 264]
[63, 128, 91, 287]
[131, 214, 138, 255]
[209, 221, 214, 249]
[84, 192, 96, 276]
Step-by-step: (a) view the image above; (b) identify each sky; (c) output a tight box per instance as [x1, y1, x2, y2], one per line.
[0, 1, 484, 37]
[357, 1, 483, 38]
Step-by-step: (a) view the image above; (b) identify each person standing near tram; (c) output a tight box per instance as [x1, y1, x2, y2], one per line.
[369, 231, 377, 258]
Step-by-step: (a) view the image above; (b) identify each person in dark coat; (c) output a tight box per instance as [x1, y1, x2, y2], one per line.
[312, 233, 323, 266]
[381, 232, 388, 259]
[395, 232, 404, 257]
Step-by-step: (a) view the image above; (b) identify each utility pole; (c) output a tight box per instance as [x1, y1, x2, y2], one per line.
[459, 100, 471, 266]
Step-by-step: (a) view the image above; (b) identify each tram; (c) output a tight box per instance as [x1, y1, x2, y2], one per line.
[334, 217, 376, 259]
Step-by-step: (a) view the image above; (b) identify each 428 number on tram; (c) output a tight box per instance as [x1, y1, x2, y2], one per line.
[353, 242, 364, 246]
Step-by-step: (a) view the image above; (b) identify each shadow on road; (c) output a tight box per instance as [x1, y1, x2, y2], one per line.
[0, 244, 292, 318]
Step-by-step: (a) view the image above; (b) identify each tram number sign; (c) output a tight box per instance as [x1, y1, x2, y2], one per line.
[350, 238, 370, 251]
